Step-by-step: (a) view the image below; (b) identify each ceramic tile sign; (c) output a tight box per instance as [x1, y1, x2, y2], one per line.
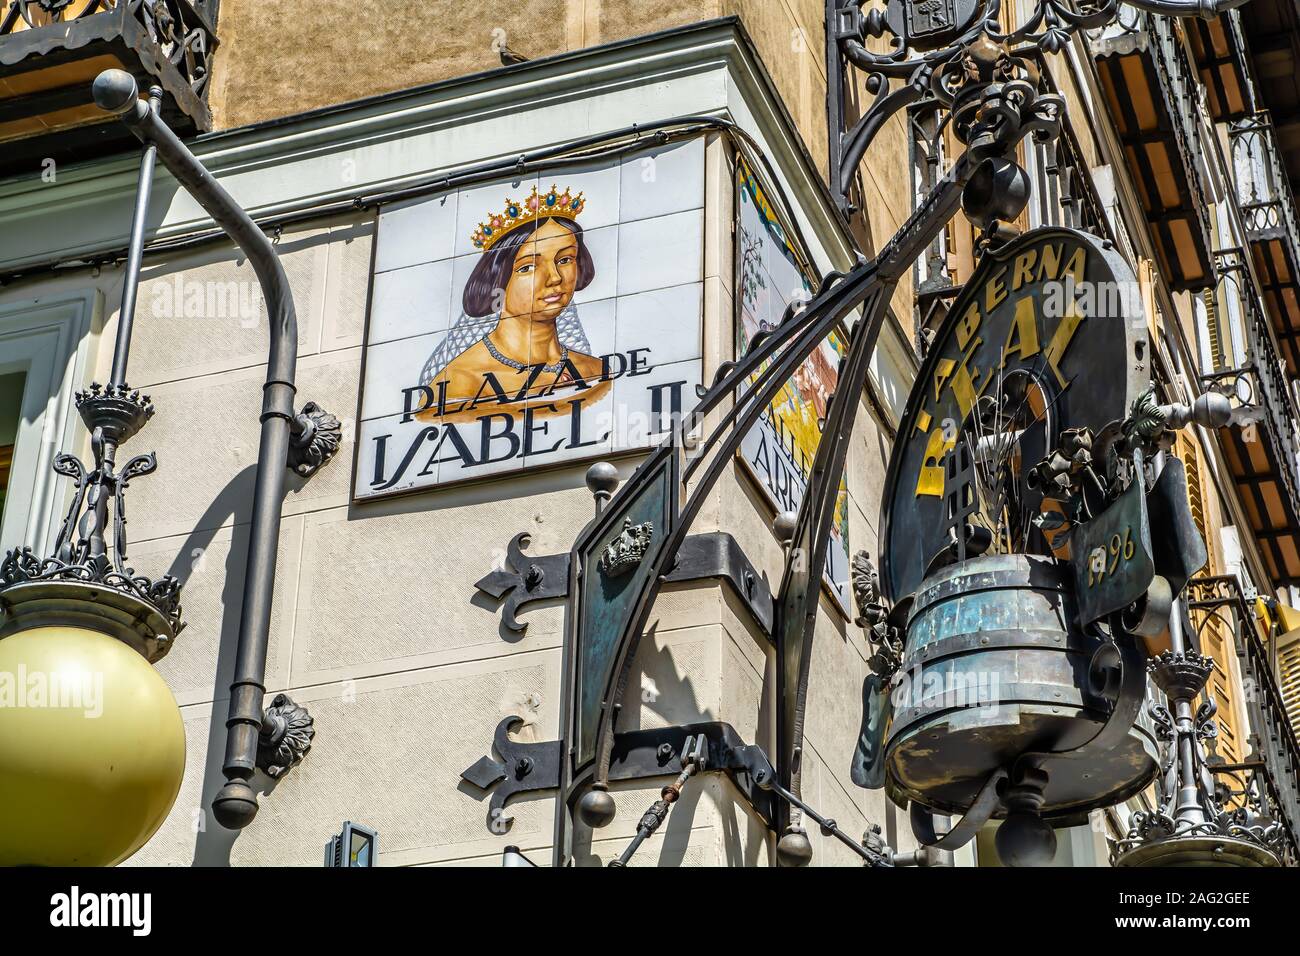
[355, 139, 705, 499]
[734, 156, 852, 617]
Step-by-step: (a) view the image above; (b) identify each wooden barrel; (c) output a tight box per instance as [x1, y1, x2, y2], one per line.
[884, 553, 1158, 818]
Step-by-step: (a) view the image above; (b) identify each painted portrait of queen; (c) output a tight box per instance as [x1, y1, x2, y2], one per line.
[417, 184, 612, 422]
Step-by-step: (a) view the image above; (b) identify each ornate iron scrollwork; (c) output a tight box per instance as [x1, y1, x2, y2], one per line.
[473, 533, 570, 635]
[827, 0, 1250, 218]
[461, 719, 784, 838]
[257, 693, 316, 779]
[475, 531, 775, 638]
[0, 382, 184, 652]
[288, 401, 343, 478]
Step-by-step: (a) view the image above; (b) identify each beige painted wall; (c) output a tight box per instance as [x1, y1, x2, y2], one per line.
[0, 135, 907, 866]
[208, 2, 920, 326]
[212, 2, 736, 130]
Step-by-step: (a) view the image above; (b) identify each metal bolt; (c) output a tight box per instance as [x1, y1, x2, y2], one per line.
[657, 743, 675, 761]
[515, 757, 534, 777]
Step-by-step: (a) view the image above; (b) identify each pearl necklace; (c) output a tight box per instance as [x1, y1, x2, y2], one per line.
[482, 335, 569, 375]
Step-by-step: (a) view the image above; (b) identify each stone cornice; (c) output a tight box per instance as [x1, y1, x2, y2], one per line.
[0, 18, 857, 279]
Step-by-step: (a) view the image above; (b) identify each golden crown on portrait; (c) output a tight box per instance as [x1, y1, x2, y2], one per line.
[472, 184, 586, 251]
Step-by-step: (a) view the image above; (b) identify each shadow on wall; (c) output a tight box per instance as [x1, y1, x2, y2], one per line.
[566, 622, 777, 866]
[161, 464, 302, 866]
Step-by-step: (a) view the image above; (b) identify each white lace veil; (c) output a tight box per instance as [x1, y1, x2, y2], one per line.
[419, 302, 593, 383]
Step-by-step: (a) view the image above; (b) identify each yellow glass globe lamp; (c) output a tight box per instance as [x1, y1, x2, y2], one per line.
[0, 624, 185, 867]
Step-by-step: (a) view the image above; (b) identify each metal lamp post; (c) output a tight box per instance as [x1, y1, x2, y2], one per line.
[0, 69, 342, 864]
[87, 69, 341, 832]
[1111, 469, 1287, 866]
[0, 84, 185, 868]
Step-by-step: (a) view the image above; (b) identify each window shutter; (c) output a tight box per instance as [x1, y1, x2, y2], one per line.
[1178, 433, 1245, 765]
[1278, 633, 1300, 739]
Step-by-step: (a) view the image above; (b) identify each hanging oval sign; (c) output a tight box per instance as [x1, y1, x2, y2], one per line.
[878, 227, 1150, 603]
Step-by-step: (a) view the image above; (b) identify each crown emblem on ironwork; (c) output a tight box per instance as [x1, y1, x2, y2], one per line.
[472, 184, 586, 251]
[597, 517, 653, 578]
[1147, 650, 1214, 701]
[75, 381, 155, 445]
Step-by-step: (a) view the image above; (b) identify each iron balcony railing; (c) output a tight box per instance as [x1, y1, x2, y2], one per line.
[1188, 7, 1255, 123]
[1201, 249, 1300, 527]
[1089, 10, 1218, 289]
[0, 1, 215, 97]
[1148, 13, 1216, 266]
[0, 0, 217, 176]
[1187, 575, 1300, 862]
[1229, 112, 1300, 262]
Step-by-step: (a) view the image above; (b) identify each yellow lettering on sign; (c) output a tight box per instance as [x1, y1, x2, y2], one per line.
[1037, 243, 1064, 282]
[986, 268, 1009, 312]
[949, 339, 989, 418]
[1044, 303, 1085, 388]
[955, 304, 981, 350]
[932, 357, 956, 403]
[1011, 249, 1038, 291]
[915, 424, 955, 498]
[1000, 296, 1041, 368]
[913, 407, 933, 436]
[1064, 246, 1088, 286]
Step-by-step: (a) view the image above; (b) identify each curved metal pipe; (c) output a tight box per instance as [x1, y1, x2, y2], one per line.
[93, 70, 302, 830]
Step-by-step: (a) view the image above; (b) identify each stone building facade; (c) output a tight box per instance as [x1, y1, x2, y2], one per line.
[1, 1, 1298, 867]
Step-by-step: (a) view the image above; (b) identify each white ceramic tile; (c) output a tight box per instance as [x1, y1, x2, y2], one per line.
[574, 223, 618, 306]
[523, 376, 617, 470]
[358, 365, 631, 496]
[620, 138, 705, 223]
[355, 413, 445, 498]
[375, 193, 458, 273]
[736, 178, 773, 283]
[360, 331, 445, 422]
[453, 173, 540, 258]
[437, 413, 533, 485]
[767, 246, 813, 313]
[610, 357, 703, 449]
[614, 283, 703, 368]
[573, 296, 617, 364]
[357, 400, 546, 495]
[616, 210, 703, 298]
[448, 250, 489, 323]
[366, 259, 455, 345]
[542, 158, 621, 231]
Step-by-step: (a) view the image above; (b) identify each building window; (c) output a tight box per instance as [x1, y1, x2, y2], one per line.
[0, 292, 97, 555]
[0, 370, 25, 524]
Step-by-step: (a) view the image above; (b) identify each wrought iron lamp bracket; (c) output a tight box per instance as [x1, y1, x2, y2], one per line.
[0, 381, 183, 659]
[288, 401, 343, 478]
[461, 719, 782, 836]
[256, 693, 315, 779]
[827, 0, 1253, 219]
[475, 530, 776, 638]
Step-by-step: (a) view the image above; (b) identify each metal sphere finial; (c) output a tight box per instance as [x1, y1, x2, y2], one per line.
[1192, 391, 1232, 429]
[773, 511, 798, 545]
[776, 828, 813, 867]
[994, 811, 1057, 867]
[92, 69, 140, 115]
[212, 779, 260, 830]
[577, 788, 617, 828]
[585, 461, 620, 498]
